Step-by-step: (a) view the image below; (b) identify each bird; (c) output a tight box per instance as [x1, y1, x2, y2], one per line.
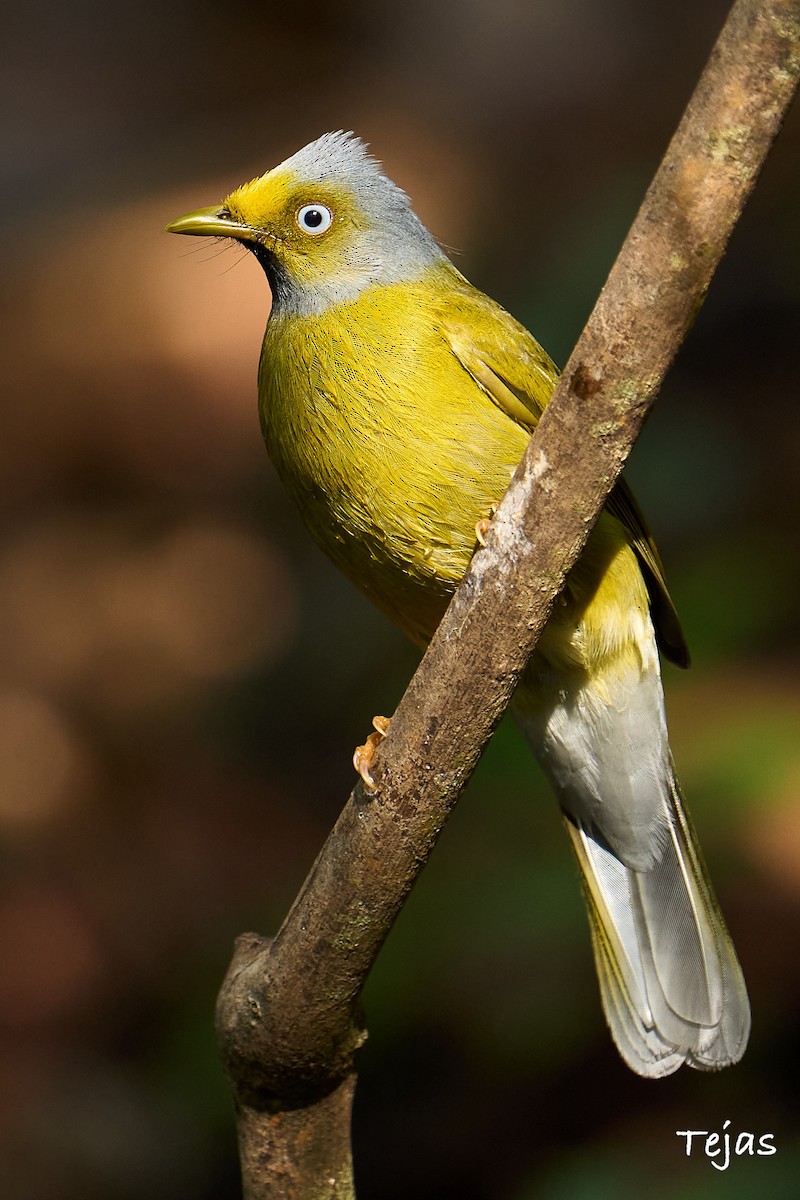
[167, 131, 750, 1078]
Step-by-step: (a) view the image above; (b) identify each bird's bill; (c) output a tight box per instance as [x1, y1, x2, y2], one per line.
[165, 205, 253, 241]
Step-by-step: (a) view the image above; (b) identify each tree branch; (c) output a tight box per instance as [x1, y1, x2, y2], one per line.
[216, 1, 800, 1195]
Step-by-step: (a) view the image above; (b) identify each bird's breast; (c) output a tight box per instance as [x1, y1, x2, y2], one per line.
[257, 283, 526, 643]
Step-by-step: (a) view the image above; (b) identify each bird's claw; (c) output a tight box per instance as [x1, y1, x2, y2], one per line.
[475, 504, 498, 547]
[353, 715, 391, 790]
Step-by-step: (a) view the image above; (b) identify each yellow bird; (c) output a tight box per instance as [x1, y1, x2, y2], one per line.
[167, 131, 750, 1078]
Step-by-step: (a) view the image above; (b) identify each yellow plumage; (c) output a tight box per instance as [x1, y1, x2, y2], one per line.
[167, 131, 749, 1077]
[261, 269, 536, 643]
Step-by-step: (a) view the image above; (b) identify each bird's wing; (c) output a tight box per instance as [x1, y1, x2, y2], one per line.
[604, 479, 689, 668]
[442, 287, 556, 430]
[443, 289, 689, 667]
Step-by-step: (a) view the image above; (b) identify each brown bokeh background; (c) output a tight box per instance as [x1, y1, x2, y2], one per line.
[2, 1, 800, 1197]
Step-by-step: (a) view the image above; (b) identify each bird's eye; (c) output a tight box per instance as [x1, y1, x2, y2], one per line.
[296, 204, 333, 235]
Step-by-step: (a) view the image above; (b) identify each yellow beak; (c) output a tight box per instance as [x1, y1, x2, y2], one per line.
[165, 205, 255, 242]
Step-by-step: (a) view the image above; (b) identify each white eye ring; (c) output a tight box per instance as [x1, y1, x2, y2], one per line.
[296, 204, 333, 235]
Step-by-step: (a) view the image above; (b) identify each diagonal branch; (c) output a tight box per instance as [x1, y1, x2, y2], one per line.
[215, 1, 800, 1195]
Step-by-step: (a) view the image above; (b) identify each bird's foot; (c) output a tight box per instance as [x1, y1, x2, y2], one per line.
[475, 504, 498, 547]
[353, 715, 391, 790]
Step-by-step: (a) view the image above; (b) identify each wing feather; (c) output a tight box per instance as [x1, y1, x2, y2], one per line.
[443, 292, 689, 666]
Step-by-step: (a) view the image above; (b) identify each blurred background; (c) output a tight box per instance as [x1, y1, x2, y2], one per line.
[2, 0, 799, 1196]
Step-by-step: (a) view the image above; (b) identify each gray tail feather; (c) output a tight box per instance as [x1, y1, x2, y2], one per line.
[565, 767, 750, 1078]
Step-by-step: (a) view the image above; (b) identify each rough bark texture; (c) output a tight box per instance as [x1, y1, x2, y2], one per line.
[216, 1, 800, 1195]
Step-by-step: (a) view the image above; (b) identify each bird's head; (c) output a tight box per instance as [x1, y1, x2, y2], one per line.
[166, 131, 444, 315]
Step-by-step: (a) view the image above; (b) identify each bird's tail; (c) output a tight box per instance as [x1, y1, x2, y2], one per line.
[563, 764, 750, 1077]
[517, 654, 750, 1078]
